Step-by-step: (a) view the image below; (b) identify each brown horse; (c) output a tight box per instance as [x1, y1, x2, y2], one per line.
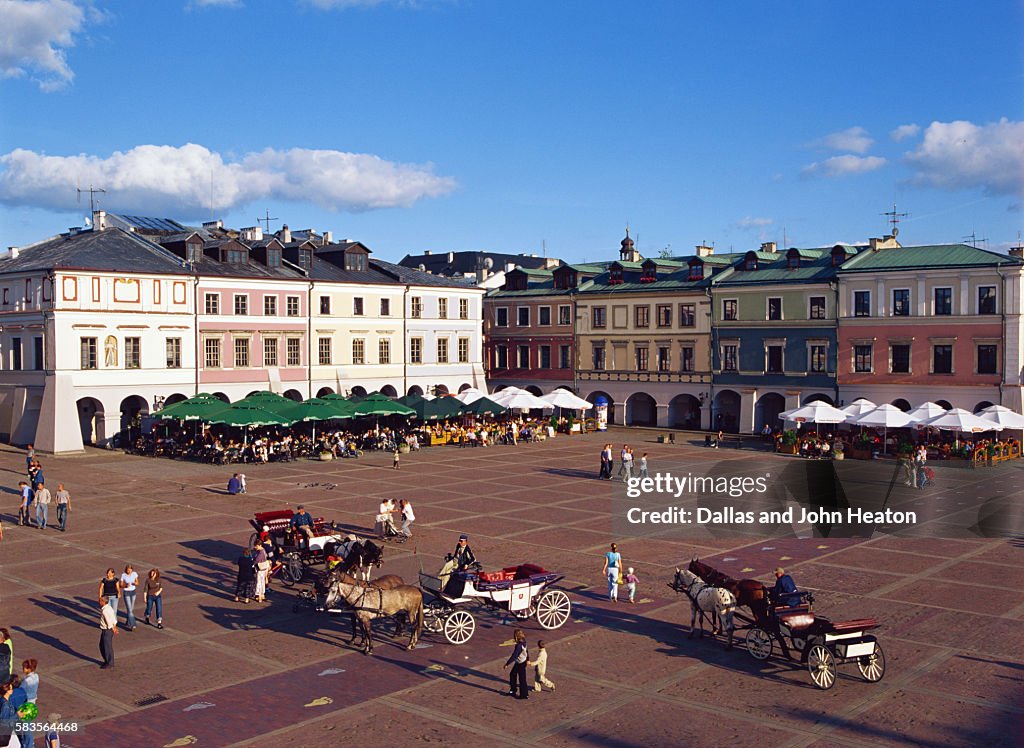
[688, 557, 768, 622]
[331, 571, 407, 644]
[325, 572, 423, 655]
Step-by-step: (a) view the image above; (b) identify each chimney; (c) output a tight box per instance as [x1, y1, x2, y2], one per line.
[869, 235, 901, 250]
[9, 247, 20, 258]
[202, 220, 223, 230]
[447, 252, 455, 263]
[695, 243, 714, 257]
[93, 210, 107, 230]
[760, 241, 777, 253]
[423, 250, 432, 256]
[240, 226, 264, 242]
[1010, 246, 1024, 259]
[322, 230, 332, 245]
[279, 224, 291, 244]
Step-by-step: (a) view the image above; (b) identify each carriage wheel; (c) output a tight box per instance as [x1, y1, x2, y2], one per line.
[248, 532, 260, 549]
[745, 627, 772, 660]
[807, 645, 837, 689]
[423, 601, 445, 634]
[857, 643, 886, 683]
[280, 554, 303, 587]
[535, 589, 572, 630]
[443, 610, 475, 645]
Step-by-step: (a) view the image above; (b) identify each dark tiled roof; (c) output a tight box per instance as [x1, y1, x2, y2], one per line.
[0, 228, 187, 275]
[372, 258, 482, 288]
[399, 250, 557, 276]
[309, 257, 402, 285]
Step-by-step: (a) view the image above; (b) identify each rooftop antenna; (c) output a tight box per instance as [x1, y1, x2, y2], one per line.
[962, 231, 988, 249]
[542, 239, 546, 258]
[76, 185, 106, 214]
[258, 209, 278, 234]
[882, 203, 909, 234]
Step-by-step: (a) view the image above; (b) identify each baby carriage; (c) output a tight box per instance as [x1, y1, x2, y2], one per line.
[375, 505, 404, 542]
[921, 466, 935, 487]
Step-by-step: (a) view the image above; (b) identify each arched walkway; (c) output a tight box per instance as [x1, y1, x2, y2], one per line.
[407, 385, 423, 397]
[434, 384, 449, 395]
[213, 392, 230, 403]
[164, 393, 188, 407]
[935, 399, 953, 410]
[973, 400, 994, 413]
[625, 392, 657, 427]
[350, 386, 368, 398]
[283, 389, 303, 402]
[380, 385, 398, 398]
[754, 392, 786, 433]
[247, 391, 261, 398]
[891, 399, 911, 412]
[77, 397, 105, 445]
[802, 393, 834, 405]
[458, 383, 473, 393]
[586, 391, 615, 425]
[316, 387, 334, 398]
[119, 395, 149, 432]
[713, 390, 741, 433]
[493, 384, 510, 393]
[524, 385, 543, 396]
[668, 394, 701, 429]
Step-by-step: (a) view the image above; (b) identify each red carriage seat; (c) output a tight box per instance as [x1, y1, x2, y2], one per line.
[776, 606, 815, 631]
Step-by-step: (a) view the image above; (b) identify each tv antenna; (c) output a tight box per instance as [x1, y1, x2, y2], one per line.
[76, 185, 106, 214]
[963, 231, 988, 249]
[257, 209, 278, 234]
[882, 203, 909, 235]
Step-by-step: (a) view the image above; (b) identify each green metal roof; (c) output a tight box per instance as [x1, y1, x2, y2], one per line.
[839, 243, 1024, 272]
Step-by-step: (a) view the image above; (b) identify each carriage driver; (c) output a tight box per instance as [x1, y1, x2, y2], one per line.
[452, 534, 477, 570]
[290, 505, 316, 548]
[772, 567, 800, 608]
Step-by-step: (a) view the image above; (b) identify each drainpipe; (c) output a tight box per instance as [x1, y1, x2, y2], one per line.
[996, 266, 1008, 406]
[193, 275, 200, 396]
[307, 280, 314, 398]
[705, 284, 714, 430]
[44, 271, 56, 373]
[402, 285, 410, 395]
[830, 279, 840, 406]
[570, 289, 578, 394]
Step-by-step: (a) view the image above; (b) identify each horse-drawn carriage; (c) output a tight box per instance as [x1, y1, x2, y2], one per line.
[418, 560, 572, 644]
[249, 509, 350, 585]
[675, 559, 886, 690]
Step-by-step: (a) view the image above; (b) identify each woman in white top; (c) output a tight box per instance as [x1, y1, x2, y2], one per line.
[399, 499, 415, 539]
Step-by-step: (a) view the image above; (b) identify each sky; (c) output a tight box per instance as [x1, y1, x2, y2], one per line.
[0, 0, 1022, 263]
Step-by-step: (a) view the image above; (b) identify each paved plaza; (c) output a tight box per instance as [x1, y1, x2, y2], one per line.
[1, 431, 1022, 748]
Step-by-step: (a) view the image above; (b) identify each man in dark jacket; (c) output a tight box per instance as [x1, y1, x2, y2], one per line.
[452, 534, 476, 570]
[772, 567, 800, 607]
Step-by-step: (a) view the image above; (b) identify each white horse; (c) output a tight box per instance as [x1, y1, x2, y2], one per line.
[674, 568, 736, 649]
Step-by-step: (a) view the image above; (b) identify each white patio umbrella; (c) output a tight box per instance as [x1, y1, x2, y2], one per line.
[920, 407, 1001, 449]
[540, 389, 592, 410]
[976, 405, 1024, 430]
[779, 401, 848, 434]
[906, 401, 948, 423]
[491, 390, 552, 410]
[455, 387, 489, 404]
[842, 398, 877, 417]
[848, 404, 913, 454]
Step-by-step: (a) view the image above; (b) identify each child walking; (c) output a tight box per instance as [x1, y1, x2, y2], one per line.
[625, 567, 639, 604]
[392, 448, 401, 470]
[529, 640, 555, 692]
[638, 453, 649, 479]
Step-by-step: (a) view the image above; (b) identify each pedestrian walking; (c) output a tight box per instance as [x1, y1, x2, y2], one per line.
[239, 473, 247, 494]
[234, 549, 256, 604]
[638, 453, 649, 479]
[0, 628, 12, 677]
[99, 569, 120, 611]
[529, 640, 555, 692]
[399, 499, 415, 539]
[33, 482, 51, 530]
[914, 445, 927, 489]
[17, 481, 32, 526]
[601, 543, 622, 602]
[617, 444, 629, 478]
[392, 448, 400, 470]
[899, 453, 915, 486]
[120, 565, 139, 631]
[621, 448, 634, 481]
[143, 569, 164, 628]
[598, 444, 610, 480]
[25, 444, 35, 474]
[20, 660, 39, 703]
[503, 629, 530, 699]
[253, 542, 270, 602]
[54, 484, 70, 532]
[29, 462, 44, 491]
[624, 567, 639, 604]
[98, 599, 117, 669]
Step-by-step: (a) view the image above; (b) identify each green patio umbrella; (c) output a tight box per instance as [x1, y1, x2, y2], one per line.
[462, 396, 508, 417]
[157, 396, 229, 421]
[319, 394, 359, 420]
[351, 392, 415, 418]
[235, 391, 298, 415]
[396, 393, 425, 408]
[207, 404, 295, 428]
[412, 396, 464, 421]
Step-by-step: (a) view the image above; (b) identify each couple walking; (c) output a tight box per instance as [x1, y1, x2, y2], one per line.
[598, 444, 648, 481]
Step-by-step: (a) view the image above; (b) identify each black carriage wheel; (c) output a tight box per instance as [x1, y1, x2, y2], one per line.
[857, 643, 886, 683]
[280, 554, 303, 587]
[423, 601, 446, 634]
[248, 532, 260, 549]
[807, 644, 837, 689]
[745, 627, 772, 660]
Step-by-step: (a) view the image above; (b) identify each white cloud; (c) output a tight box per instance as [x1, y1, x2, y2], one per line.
[188, 0, 242, 8]
[890, 123, 920, 142]
[801, 155, 887, 179]
[0, 0, 86, 91]
[303, 0, 425, 8]
[0, 143, 457, 215]
[817, 126, 874, 154]
[734, 216, 774, 230]
[903, 118, 1024, 197]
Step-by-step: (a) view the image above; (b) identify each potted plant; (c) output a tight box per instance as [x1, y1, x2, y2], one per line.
[849, 432, 873, 460]
[778, 430, 799, 455]
[318, 448, 333, 461]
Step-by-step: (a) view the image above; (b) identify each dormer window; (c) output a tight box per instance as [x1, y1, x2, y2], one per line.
[831, 246, 847, 267]
[186, 241, 203, 264]
[554, 269, 577, 290]
[344, 252, 367, 272]
[267, 248, 282, 268]
[786, 250, 800, 269]
[298, 249, 312, 270]
[743, 252, 758, 271]
[688, 262, 704, 281]
[640, 264, 656, 283]
[503, 272, 527, 291]
[223, 248, 247, 265]
[609, 266, 624, 285]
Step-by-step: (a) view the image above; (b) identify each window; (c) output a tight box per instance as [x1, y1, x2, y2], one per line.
[2, 288, 8, 305]
[766, 345, 783, 373]
[344, 252, 367, 272]
[592, 306, 607, 328]
[722, 299, 737, 321]
[458, 337, 469, 364]
[558, 305, 572, 326]
[681, 346, 694, 373]
[459, 298, 469, 319]
[809, 344, 826, 373]
[438, 298, 448, 319]
[635, 347, 649, 371]
[539, 345, 551, 369]
[635, 305, 650, 328]
[287, 338, 301, 366]
[809, 296, 826, 319]
[743, 255, 758, 271]
[496, 307, 509, 327]
[234, 338, 250, 368]
[496, 345, 508, 369]
[319, 296, 331, 315]
[437, 338, 449, 364]
[264, 295, 277, 316]
[933, 344, 953, 374]
[263, 338, 278, 367]
[381, 298, 391, 316]
[125, 337, 141, 369]
[539, 306, 551, 326]
[225, 248, 246, 265]
[352, 338, 365, 365]
[978, 286, 997, 315]
[204, 338, 221, 368]
[892, 289, 910, 316]
[80, 337, 98, 369]
[854, 345, 873, 373]
[286, 296, 300, 317]
[559, 345, 571, 369]
[266, 248, 281, 268]
[411, 297, 422, 318]
[297, 249, 312, 270]
[722, 344, 738, 372]
[11, 337, 22, 370]
[233, 294, 248, 316]
[32, 337, 42, 370]
[978, 344, 998, 374]
[592, 344, 606, 370]
[352, 297, 364, 316]
[380, 338, 391, 365]
[517, 307, 530, 326]
[318, 337, 332, 366]
[657, 346, 671, 372]
[767, 298, 782, 321]
[891, 344, 910, 374]
[609, 266, 624, 284]
[680, 303, 695, 327]
[187, 241, 203, 264]
[204, 293, 219, 315]
[24, 279, 31, 303]
[517, 345, 530, 369]
[688, 263, 704, 281]
[656, 304, 672, 327]
[410, 337, 422, 364]
[166, 340, 183, 368]
[787, 254, 800, 269]
[854, 291, 871, 317]
[934, 288, 952, 316]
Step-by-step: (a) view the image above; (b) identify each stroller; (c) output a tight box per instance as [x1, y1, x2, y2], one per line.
[375, 507, 404, 542]
[920, 466, 935, 487]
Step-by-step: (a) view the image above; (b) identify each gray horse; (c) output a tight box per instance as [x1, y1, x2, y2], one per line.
[325, 571, 423, 654]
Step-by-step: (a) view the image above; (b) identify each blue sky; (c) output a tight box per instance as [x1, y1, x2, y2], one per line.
[1, 0, 1022, 262]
